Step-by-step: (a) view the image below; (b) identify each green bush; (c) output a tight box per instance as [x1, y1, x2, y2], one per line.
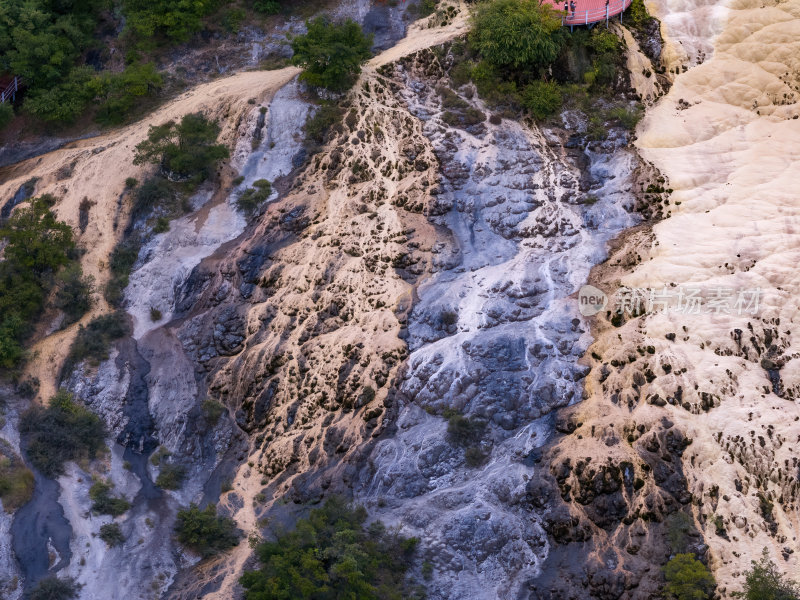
[521, 80, 562, 120]
[291, 18, 373, 92]
[202, 399, 226, 425]
[155, 463, 187, 490]
[471, 0, 565, 73]
[236, 179, 272, 215]
[663, 553, 715, 600]
[134, 113, 229, 182]
[175, 503, 240, 557]
[447, 413, 486, 447]
[62, 311, 129, 377]
[99, 522, 125, 547]
[607, 105, 643, 130]
[20, 390, 106, 477]
[53, 264, 94, 326]
[736, 548, 800, 599]
[0, 444, 34, 511]
[104, 241, 141, 308]
[89, 480, 130, 516]
[240, 496, 419, 599]
[627, 0, 651, 28]
[304, 103, 345, 151]
[28, 576, 80, 600]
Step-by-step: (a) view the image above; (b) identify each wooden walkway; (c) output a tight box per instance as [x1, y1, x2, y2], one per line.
[542, 0, 633, 26]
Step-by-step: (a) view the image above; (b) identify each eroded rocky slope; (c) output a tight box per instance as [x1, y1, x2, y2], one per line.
[2, 0, 797, 598]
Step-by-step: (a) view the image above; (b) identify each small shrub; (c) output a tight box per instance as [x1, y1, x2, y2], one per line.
[153, 217, 170, 233]
[104, 241, 141, 308]
[156, 463, 187, 490]
[236, 179, 273, 216]
[447, 413, 486, 447]
[608, 105, 643, 130]
[132, 177, 172, 221]
[53, 264, 94, 326]
[125, 177, 138, 188]
[62, 311, 129, 377]
[202, 399, 226, 425]
[99, 522, 125, 547]
[471, 0, 565, 71]
[20, 390, 106, 477]
[304, 103, 345, 151]
[149, 307, 162, 321]
[89, 480, 130, 516]
[149, 445, 170, 466]
[175, 503, 240, 557]
[29, 576, 80, 600]
[253, 0, 282, 14]
[464, 446, 488, 467]
[665, 511, 694, 553]
[521, 81, 562, 120]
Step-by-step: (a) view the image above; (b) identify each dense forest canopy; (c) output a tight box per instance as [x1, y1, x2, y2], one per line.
[0, 0, 298, 127]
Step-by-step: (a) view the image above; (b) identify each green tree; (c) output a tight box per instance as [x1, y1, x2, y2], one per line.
[0, 195, 79, 367]
[123, 0, 217, 42]
[471, 0, 565, 72]
[291, 17, 373, 92]
[0, 195, 74, 275]
[240, 496, 419, 599]
[736, 548, 800, 600]
[134, 113, 229, 181]
[89, 62, 163, 125]
[663, 553, 716, 600]
[175, 503, 240, 557]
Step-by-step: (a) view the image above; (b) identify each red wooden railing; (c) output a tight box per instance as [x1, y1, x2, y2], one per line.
[0, 76, 20, 104]
[548, 0, 633, 26]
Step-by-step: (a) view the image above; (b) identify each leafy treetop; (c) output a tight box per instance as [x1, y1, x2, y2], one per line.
[291, 17, 373, 92]
[240, 496, 420, 600]
[133, 113, 229, 181]
[470, 0, 565, 72]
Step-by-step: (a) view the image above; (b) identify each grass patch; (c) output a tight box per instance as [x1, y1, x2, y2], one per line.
[0, 443, 35, 511]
